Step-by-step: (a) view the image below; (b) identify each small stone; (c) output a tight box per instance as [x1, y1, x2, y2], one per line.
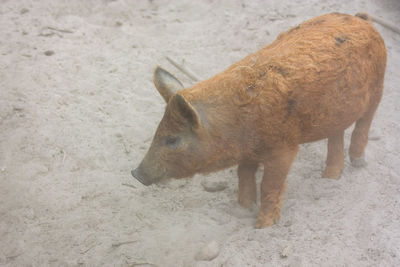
[368, 135, 380, 141]
[13, 106, 24, 112]
[35, 163, 49, 174]
[368, 128, 380, 140]
[201, 180, 228, 192]
[280, 245, 292, 258]
[109, 67, 118, 73]
[195, 240, 219, 261]
[283, 220, 292, 227]
[20, 8, 29, 14]
[115, 21, 123, 26]
[44, 50, 55, 56]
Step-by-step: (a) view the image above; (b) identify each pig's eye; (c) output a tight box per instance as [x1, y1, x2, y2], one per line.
[164, 136, 181, 148]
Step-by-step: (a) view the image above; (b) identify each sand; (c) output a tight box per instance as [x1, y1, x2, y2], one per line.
[1, 0, 399, 266]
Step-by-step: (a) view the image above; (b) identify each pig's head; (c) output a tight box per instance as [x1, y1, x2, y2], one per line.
[132, 67, 214, 185]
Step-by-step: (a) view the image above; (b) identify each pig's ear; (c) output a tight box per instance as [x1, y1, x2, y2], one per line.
[153, 66, 184, 103]
[173, 94, 201, 129]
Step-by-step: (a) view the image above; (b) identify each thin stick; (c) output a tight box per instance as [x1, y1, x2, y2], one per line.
[129, 263, 158, 267]
[121, 139, 130, 154]
[143, 136, 152, 143]
[111, 240, 137, 248]
[47, 26, 74, 34]
[165, 56, 201, 82]
[122, 183, 137, 189]
[134, 136, 152, 146]
[81, 243, 98, 254]
[61, 149, 66, 164]
[6, 252, 23, 260]
[38, 32, 61, 38]
[371, 15, 400, 35]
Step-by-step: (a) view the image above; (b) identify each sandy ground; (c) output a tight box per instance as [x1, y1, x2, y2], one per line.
[1, 0, 399, 266]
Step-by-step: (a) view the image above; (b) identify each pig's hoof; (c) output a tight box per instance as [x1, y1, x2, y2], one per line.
[322, 166, 343, 179]
[238, 196, 256, 210]
[255, 213, 280, 229]
[350, 156, 367, 168]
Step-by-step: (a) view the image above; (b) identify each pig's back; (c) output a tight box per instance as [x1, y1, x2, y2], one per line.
[184, 13, 386, 146]
[251, 12, 386, 144]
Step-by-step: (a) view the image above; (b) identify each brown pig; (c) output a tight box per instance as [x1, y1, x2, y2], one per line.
[132, 12, 386, 228]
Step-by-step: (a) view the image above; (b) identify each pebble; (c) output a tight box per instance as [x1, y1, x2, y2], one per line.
[20, 8, 29, 14]
[368, 129, 380, 140]
[35, 163, 49, 174]
[280, 245, 292, 258]
[201, 180, 228, 192]
[368, 135, 381, 141]
[44, 50, 55, 56]
[195, 240, 220, 261]
[283, 220, 293, 227]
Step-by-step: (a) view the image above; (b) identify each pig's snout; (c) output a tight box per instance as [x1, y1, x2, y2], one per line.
[131, 167, 153, 186]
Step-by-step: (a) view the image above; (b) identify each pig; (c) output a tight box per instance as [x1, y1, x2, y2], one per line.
[132, 12, 386, 228]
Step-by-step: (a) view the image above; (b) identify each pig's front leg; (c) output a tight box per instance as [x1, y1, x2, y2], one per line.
[237, 162, 259, 209]
[255, 146, 299, 228]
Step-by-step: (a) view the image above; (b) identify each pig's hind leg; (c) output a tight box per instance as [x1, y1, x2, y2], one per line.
[255, 146, 299, 228]
[349, 88, 382, 167]
[238, 162, 259, 209]
[322, 131, 345, 179]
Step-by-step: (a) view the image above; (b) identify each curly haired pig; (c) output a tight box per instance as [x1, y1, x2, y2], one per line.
[132, 12, 386, 228]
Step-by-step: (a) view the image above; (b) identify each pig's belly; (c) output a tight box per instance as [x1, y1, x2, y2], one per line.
[295, 85, 371, 144]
